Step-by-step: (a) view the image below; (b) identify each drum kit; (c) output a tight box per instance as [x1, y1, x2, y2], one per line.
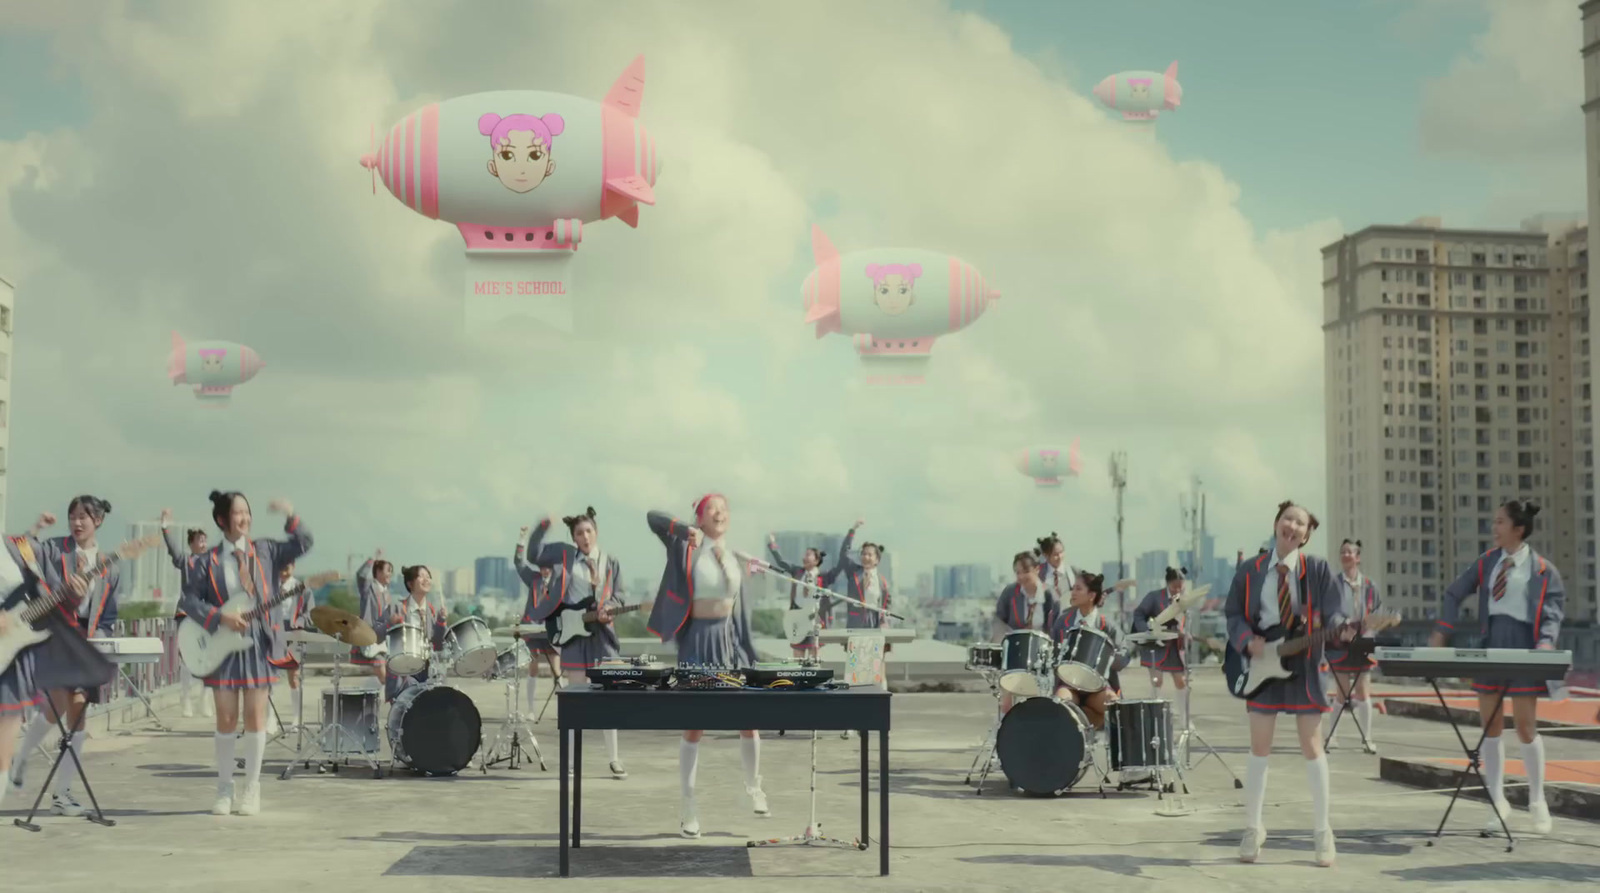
[279, 607, 538, 779]
[964, 628, 1189, 808]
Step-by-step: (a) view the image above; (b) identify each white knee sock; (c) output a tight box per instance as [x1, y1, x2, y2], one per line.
[1522, 736, 1546, 804]
[1354, 699, 1373, 739]
[1245, 755, 1270, 829]
[181, 667, 193, 701]
[740, 735, 761, 788]
[604, 729, 619, 762]
[1482, 736, 1505, 803]
[214, 732, 237, 789]
[1306, 754, 1331, 833]
[525, 675, 538, 713]
[49, 732, 86, 796]
[679, 740, 699, 799]
[242, 731, 266, 785]
[17, 712, 54, 774]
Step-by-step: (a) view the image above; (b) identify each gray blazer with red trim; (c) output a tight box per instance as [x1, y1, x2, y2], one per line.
[1435, 547, 1565, 647]
[643, 510, 756, 664]
[176, 515, 313, 665]
[1224, 550, 1342, 660]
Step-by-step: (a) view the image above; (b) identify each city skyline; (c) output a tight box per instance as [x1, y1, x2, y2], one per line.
[0, 1, 1582, 588]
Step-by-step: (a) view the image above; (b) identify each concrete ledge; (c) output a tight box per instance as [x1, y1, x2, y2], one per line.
[1381, 697, 1600, 741]
[1379, 755, 1600, 821]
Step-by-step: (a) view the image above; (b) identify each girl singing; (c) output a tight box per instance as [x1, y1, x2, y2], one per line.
[646, 496, 767, 839]
[1324, 539, 1380, 754]
[0, 531, 54, 812]
[1431, 499, 1564, 835]
[353, 551, 394, 686]
[384, 566, 448, 703]
[176, 491, 312, 818]
[13, 496, 124, 817]
[993, 551, 1057, 715]
[520, 508, 628, 780]
[765, 535, 840, 660]
[161, 513, 213, 718]
[1225, 500, 1351, 868]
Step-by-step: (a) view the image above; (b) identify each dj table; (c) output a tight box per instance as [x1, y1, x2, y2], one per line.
[555, 686, 892, 877]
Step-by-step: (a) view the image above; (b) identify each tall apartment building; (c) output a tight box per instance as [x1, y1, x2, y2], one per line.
[1323, 218, 1594, 623]
[0, 275, 11, 530]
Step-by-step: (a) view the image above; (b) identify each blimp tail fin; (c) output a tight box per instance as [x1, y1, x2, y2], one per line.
[810, 225, 838, 266]
[1068, 438, 1082, 476]
[606, 174, 655, 207]
[168, 332, 187, 384]
[612, 204, 640, 228]
[1165, 61, 1177, 80]
[604, 56, 646, 118]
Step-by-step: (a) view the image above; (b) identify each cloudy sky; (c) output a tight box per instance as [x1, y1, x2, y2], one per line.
[0, 0, 1583, 589]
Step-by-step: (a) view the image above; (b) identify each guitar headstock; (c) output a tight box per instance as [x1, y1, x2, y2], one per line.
[108, 534, 164, 564]
[301, 571, 342, 591]
[1366, 610, 1403, 633]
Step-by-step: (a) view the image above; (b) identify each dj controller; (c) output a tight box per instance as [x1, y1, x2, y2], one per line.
[586, 658, 837, 691]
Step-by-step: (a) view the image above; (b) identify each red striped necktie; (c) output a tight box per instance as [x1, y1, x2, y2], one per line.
[1276, 563, 1292, 624]
[1492, 557, 1514, 601]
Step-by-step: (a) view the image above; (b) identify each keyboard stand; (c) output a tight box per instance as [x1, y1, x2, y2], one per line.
[1324, 669, 1369, 750]
[1423, 678, 1514, 852]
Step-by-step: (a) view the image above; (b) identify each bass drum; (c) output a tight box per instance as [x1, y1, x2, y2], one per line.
[386, 684, 482, 776]
[994, 697, 1093, 795]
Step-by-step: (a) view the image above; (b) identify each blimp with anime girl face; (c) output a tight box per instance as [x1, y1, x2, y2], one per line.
[802, 226, 1000, 384]
[358, 56, 661, 334]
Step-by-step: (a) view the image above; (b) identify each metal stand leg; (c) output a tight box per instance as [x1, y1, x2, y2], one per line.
[968, 683, 1005, 794]
[1177, 658, 1242, 789]
[1324, 670, 1371, 751]
[117, 665, 172, 732]
[1426, 680, 1514, 852]
[748, 729, 861, 850]
[14, 709, 115, 832]
[296, 655, 382, 778]
[480, 670, 546, 773]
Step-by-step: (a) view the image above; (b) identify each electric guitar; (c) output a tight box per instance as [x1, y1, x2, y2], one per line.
[545, 598, 647, 647]
[1225, 609, 1400, 700]
[178, 571, 340, 677]
[0, 535, 161, 676]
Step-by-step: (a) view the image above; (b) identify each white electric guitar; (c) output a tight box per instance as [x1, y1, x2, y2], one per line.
[0, 535, 161, 676]
[178, 571, 339, 677]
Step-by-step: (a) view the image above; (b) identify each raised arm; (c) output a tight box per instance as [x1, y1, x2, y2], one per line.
[261, 502, 312, 570]
[161, 524, 186, 569]
[766, 537, 799, 577]
[513, 527, 539, 585]
[1433, 557, 1481, 643]
[525, 519, 576, 568]
[1537, 564, 1565, 648]
[826, 521, 862, 579]
[647, 510, 692, 547]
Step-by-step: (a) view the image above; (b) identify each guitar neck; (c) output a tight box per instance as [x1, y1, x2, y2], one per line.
[17, 553, 125, 626]
[581, 603, 643, 622]
[242, 584, 302, 624]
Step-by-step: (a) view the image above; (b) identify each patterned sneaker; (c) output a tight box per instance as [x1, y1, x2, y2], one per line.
[747, 781, 770, 816]
[679, 797, 700, 839]
[50, 793, 85, 817]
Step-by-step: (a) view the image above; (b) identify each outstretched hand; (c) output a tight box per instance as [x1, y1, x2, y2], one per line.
[851, 518, 864, 531]
[267, 499, 293, 515]
[35, 512, 56, 529]
[159, 508, 173, 525]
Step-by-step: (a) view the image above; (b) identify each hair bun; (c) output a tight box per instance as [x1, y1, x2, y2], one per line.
[208, 490, 225, 501]
[1524, 500, 1542, 518]
[98, 499, 113, 515]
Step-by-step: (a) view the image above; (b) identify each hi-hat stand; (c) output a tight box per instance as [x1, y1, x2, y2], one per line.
[1172, 622, 1241, 789]
[291, 649, 383, 779]
[964, 672, 1004, 791]
[14, 707, 114, 832]
[480, 652, 547, 772]
[749, 729, 863, 851]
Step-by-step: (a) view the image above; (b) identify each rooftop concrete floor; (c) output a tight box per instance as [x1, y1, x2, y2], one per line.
[3, 673, 1598, 892]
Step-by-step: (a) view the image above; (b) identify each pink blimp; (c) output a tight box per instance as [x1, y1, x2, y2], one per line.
[1092, 61, 1182, 123]
[359, 56, 661, 333]
[802, 226, 999, 384]
[1016, 441, 1082, 487]
[168, 332, 263, 405]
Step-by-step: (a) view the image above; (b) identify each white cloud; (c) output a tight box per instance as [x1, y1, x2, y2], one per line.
[1418, 0, 1583, 163]
[2, 0, 1347, 590]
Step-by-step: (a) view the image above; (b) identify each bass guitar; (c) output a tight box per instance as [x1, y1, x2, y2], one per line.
[178, 570, 340, 677]
[545, 598, 647, 647]
[1224, 610, 1400, 700]
[0, 535, 161, 676]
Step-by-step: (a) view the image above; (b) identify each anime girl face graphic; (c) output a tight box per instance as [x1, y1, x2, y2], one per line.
[478, 112, 566, 194]
[864, 263, 922, 316]
[1128, 77, 1152, 100]
[199, 349, 226, 374]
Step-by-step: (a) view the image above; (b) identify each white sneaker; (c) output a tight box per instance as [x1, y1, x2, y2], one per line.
[1529, 800, 1553, 834]
[1361, 736, 1378, 755]
[50, 792, 85, 817]
[235, 783, 260, 816]
[747, 781, 770, 816]
[679, 797, 700, 839]
[609, 760, 627, 780]
[7, 764, 23, 793]
[1238, 826, 1266, 863]
[211, 782, 234, 816]
[181, 701, 195, 719]
[1313, 829, 1336, 867]
[1484, 798, 1511, 834]
[840, 730, 854, 740]
[266, 716, 281, 736]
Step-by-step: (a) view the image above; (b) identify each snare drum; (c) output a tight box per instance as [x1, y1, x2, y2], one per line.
[1055, 626, 1116, 692]
[385, 623, 431, 676]
[999, 630, 1054, 696]
[445, 617, 497, 677]
[995, 697, 1093, 794]
[965, 643, 1002, 672]
[1107, 699, 1174, 773]
[493, 641, 531, 679]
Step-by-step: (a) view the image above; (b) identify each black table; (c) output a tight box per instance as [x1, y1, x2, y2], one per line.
[555, 686, 892, 877]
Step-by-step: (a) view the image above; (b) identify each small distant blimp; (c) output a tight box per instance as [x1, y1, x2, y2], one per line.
[1092, 62, 1182, 123]
[1016, 441, 1082, 487]
[168, 332, 263, 405]
[803, 226, 999, 384]
[359, 56, 661, 334]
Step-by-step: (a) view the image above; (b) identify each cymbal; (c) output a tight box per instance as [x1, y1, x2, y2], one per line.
[309, 605, 377, 647]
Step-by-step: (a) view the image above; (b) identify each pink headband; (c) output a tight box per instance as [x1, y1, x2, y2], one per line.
[693, 493, 725, 520]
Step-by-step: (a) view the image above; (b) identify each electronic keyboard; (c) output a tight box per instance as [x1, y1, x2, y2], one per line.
[90, 637, 165, 665]
[1374, 647, 1571, 681]
[816, 628, 917, 645]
